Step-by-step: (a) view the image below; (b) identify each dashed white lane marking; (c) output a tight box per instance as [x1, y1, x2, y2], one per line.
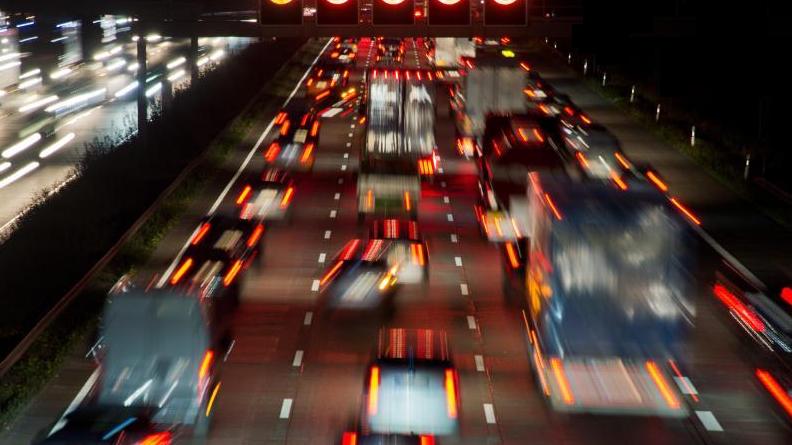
[438, 167, 444, 174]
[350, 124, 356, 129]
[450, 234, 458, 243]
[454, 256, 463, 267]
[461, 283, 469, 295]
[447, 213, 454, 222]
[292, 350, 304, 367]
[346, 142, 352, 147]
[483, 403, 497, 424]
[341, 164, 347, 171]
[441, 181, 446, 187]
[279, 399, 293, 419]
[673, 376, 699, 395]
[334, 192, 341, 200]
[343, 152, 349, 158]
[474, 354, 485, 372]
[330, 210, 337, 218]
[443, 196, 450, 204]
[304, 311, 313, 325]
[467, 315, 477, 329]
[324, 230, 332, 239]
[318, 252, 326, 264]
[311, 279, 320, 291]
[347, 132, 353, 137]
[338, 178, 344, 184]
[695, 411, 723, 432]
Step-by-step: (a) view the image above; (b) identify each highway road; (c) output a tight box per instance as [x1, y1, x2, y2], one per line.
[0, 14, 253, 237]
[3, 37, 792, 444]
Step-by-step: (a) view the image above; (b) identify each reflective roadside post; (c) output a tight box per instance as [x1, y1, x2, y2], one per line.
[690, 126, 696, 147]
[630, 85, 635, 103]
[655, 104, 661, 122]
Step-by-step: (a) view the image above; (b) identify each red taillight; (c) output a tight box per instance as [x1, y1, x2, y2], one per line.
[310, 120, 320, 137]
[368, 366, 380, 416]
[247, 224, 264, 248]
[550, 358, 575, 405]
[646, 360, 681, 409]
[315, 89, 330, 101]
[575, 151, 589, 169]
[275, 112, 287, 125]
[139, 432, 172, 445]
[756, 368, 792, 418]
[669, 197, 701, 225]
[306, 77, 314, 87]
[191, 223, 211, 246]
[339, 238, 362, 260]
[198, 350, 214, 380]
[341, 432, 358, 445]
[519, 62, 531, 71]
[444, 369, 458, 418]
[419, 436, 435, 445]
[544, 193, 563, 220]
[646, 170, 669, 192]
[264, 142, 281, 162]
[320, 260, 345, 286]
[713, 283, 765, 332]
[418, 158, 434, 175]
[279, 120, 290, 136]
[580, 114, 592, 124]
[614, 151, 631, 169]
[403, 191, 412, 211]
[300, 143, 314, 164]
[782, 287, 792, 306]
[611, 172, 628, 191]
[411, 243, 425, 266]
[533, 128, 544, 143]
[236, 185, 252, 205]
[223, 260, 243, 287]
[280, 186, 294, 209]
[170, 258, 193, 285]
[505, 243, 520, 269]
[358, 116, 366, 125]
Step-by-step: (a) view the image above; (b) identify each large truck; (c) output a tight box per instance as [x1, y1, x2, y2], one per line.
[432, 37, 474, 68]
[358, 74, 430, 221]
[520, 173, 696, 417]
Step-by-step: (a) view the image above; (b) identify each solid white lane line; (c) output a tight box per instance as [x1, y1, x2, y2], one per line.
[461, 283, 469, 295]
[330, 210, 337, 218]
[450, 234, 458, 243]
[223, 340, 236, 361]
[334, 192, 341, 200]
[474, 354, 485, 372]
[695, 411, 723, 432]
[467, 315, 477, 329]
[279, 399, 293, 419]
[318, 252, 326, 264]
[324, 230, 332, 239]
[304, 311, 313, 325]
[483, 403, 497, 424]
[443, 196, 450, 204]
[292, 350, 304, 367]
[673, 376, 699, 395]
[311, 279, 320, 291]
[447, 213, 454, 222]
[158, 38, 334, 287]
[454, 256, 463, 267]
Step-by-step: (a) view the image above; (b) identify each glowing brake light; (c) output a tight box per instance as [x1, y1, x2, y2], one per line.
[550, 358, 574, 405]
[280, 186, 295, 209]
[191, 223, 211, 245]
[403, 191, 412, 211]
[646, 360, 681, 409]
[264, 142, 281, 162]
[247, 224, 264, 247]
[223, 259, 243, 286]
[669, 197, 701, 225]
[236, 185, 252, 205]
[139, 432, 172, 445]
[575, 152, 589, 169]
[646, 170, 669, 192]
[544, 193, 563, 220]
[614, 151, 631, 169]
[756, 369, 792, 418]
[610, 172, 628, 191]
[341, 432, 358, 445]
[198, 350, 214, 380]
[279, 120, 290, 136]
[713, 283, 765, 332]
[445, 369, 458, 418]
[170, 258, 193, 285]
[310, 120, 320, 137]
[275, 112, 287, 125]
[533, 128, 544, 143]
[580, 114, 592, 124]
[368, 366, 380, 416]
[320, 260, 345, 285]
[505, 243, 520, 269]
[419, 436, 436, 445]
[411, 243, 425, 266]
[782, 287, 792, 306]
[519, 62, 531, 71]
[300, 143, 314, 164]
[315, 89, 330, 101]
[205, 381, 221, 417]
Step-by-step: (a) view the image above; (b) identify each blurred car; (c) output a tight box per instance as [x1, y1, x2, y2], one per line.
[369, 219, 429, 284]
[34, 406, 172, 445]
[168, 213, 264, 306]
[376, 38, 404, 65]
[236, 169, 296, 221]
[266, 102, 321, 171]
[307, 61, 350, 96]
[559, 123, 625, 180]
[319, 239, 400, 312]
[521, 70, 556, 102]
[328, 44, 357, 64]
[340, 431, 436, 445]
[362, 328, 460, 436]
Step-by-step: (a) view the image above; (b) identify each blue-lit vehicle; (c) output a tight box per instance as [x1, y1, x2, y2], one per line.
[521, 173, 696, 417]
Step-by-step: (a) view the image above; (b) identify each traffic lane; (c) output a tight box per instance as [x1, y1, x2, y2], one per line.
[528, 52, 792, 296]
